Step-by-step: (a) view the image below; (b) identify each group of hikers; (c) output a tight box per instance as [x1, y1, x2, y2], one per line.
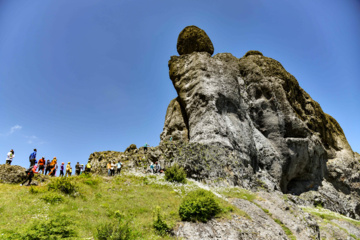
[6, 143, 161, 186]
[5, 148, 92, 186]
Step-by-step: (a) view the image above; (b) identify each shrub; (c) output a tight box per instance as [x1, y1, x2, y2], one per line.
[47, 177, 77, 195]
[244, 50, 263, 57]
[179, 189, 221, 222]
[153, 207, 171, 236]
[96, 212, 141, 240]
[41, 192, 64, 204]
[164, 164, 187, 183]
[21, 214, 76, 239]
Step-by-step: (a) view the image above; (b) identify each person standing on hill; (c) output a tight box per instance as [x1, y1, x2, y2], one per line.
[21, 165, 38, 186]
[45, 160, 51, 175]
[60, 162, 65, 177]
[107, 161, 111, 176]
[85, 162, 91, 173]
[29, 149, 37, 167]
[38, 157, 46, 174]
[144, 143, 148, 153]
[116, 160, 122, 175]
[80, 164, 84, 174]
[110, 161, 116, 176]
[75, 162, 80, 176]
[6, 149, 15, 165]
[48, 157, 57, 176]
[66, 162, 71, 177]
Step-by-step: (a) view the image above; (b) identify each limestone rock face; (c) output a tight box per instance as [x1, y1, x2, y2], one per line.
[165, 40, 360, 218]
[0, 164, 26, 183]
[177, 26, 214, 56]
[160, 97, 189, 142]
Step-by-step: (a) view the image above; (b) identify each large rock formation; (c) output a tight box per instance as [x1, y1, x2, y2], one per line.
[161, 26, 360, 218]
[90, 25, 360, 220]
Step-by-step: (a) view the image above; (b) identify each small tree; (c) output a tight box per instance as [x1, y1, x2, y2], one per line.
[164, 163, 186, 183]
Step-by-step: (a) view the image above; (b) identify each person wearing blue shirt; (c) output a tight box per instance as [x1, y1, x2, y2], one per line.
[29, 149, 37, 167]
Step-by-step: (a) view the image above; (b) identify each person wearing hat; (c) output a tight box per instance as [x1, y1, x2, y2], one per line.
[48, 157, 57, 176]
[5, 149, 15, 165]
[21, 165, 38, 186]
[60, 162, 65, 177]
[66, 162, 71, 177]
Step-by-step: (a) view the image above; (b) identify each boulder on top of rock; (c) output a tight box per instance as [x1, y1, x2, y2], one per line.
[125, 144, 137, 153]
[177, 26, 214, 56]
[244, 50, 263, 57]
[0, 164, 26, 183]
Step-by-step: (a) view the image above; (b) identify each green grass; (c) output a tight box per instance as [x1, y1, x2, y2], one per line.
[302, 206, 360, 228]
[217, 187, 257, 202]
[0, 173, 244, 239]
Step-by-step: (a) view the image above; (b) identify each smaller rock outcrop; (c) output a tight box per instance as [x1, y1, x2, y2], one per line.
[177, 26, 214, 55]
[0, 164, 26, 183]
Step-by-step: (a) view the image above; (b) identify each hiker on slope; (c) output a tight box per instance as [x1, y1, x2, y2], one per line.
[48, 157, 57, 176]
[44, 160, 51, 175]
[37, 157, 46, 174]
[85, 162, 91, 173]
[116, 160, 122, 175]
[75, 162, 80, 176]
[65, 162, 71, 177]
[21, 165, 38, 186]
[60, 162, 65, 177]
[5, 149, 15, 165]
[29, 149, 37, 167]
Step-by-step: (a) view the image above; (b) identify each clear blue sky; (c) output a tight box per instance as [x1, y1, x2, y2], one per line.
[1, 0, 359, 172]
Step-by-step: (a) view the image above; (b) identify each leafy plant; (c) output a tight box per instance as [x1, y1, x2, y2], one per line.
[153, 207, 171, 236]
[179, 189, 221, 222]
[164, 163, 187, 183]
[96, 212, 141, 240]
[47, 177, 77, 195]
[21, 214, 76, 239]
[41, 192, 64, 204]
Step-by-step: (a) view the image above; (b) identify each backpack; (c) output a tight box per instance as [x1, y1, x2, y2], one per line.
[25, 167, 33, 174]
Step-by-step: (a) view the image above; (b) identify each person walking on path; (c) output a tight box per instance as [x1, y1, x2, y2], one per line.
[75, 162, 80, 176]
[38, 157, 46, 174]
[65, 162, 71, 177]
[6, 149, 15, 165]
[60, 162, 65, 177]
[29, 149, 37, 167]
[116, 160, 122, 175]
[21, 166, 38, 186]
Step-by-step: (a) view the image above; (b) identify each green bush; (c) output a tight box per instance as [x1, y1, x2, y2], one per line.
[179, 189, 221, 222]
[21, 214, 76, 239]
[41, 192, 64, 204]
[96, 212, 141, 240]
[164, 164, 187, 183]
[47, 177, 77, 195]
[153, 207, 171, 236]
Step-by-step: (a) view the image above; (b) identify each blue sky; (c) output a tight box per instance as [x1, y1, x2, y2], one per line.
[1, 0, 359, 172]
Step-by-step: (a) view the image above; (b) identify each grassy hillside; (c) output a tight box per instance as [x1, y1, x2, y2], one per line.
[0, 172, 238, 239]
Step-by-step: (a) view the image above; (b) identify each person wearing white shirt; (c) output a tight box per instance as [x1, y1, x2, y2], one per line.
[6, 149, 15, 165]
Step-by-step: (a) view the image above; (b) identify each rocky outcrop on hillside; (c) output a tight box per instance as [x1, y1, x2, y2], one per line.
[0, 164, 26, 183]
[90, 25, 360, 220]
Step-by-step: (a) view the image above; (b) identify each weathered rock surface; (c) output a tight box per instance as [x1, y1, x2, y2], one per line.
[177, 25, 214, 55]
[160, 97, 189, 142]
[90, 26, 360, 222]
[0, 164, 26, 183]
